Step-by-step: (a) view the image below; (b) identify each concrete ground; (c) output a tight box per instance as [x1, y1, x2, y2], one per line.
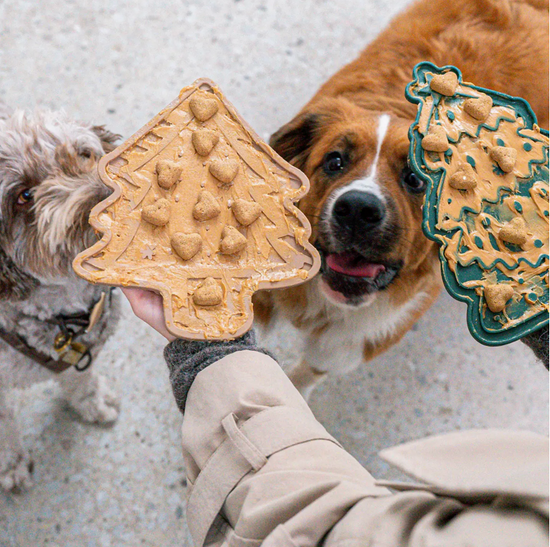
[0, 1, 548, 546]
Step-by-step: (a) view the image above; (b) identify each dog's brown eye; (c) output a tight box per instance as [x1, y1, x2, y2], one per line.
[16, 188, 34, 205]
[79, 148, 92, 158]
[323, 151, 345, 174]
[402, 168, 426, 194]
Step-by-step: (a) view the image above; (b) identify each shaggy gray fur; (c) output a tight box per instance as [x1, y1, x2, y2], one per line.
[0, 108, 121, 492]
[164, 331, 273, 413]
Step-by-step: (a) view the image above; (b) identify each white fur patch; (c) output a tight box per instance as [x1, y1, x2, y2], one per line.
[324, 113, 391, 219]
[300, 278, 428, 375]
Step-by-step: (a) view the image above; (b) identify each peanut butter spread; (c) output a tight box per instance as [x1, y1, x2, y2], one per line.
[73, 79, 320, 340]
[407, 63, 548, 345]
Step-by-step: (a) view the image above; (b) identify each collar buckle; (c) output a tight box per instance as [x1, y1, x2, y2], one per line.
[54, 332, 92, 371]
[54, 330, 73, 353]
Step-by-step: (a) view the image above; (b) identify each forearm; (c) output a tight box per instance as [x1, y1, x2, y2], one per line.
[165, 341, 548, 547]
[125, 285, 548, 547]
[173, 349, 389, 545]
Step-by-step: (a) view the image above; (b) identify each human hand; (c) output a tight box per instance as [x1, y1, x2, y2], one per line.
[122, 287, 176, 342]
[123, 287, 270, 413]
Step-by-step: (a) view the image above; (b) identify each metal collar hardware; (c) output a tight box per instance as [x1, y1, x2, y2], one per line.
[0, 288, 112, 373]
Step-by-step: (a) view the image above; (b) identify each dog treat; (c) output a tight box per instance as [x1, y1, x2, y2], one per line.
[429, 72, 459, 96]
[73, 79, 320, 340]
[193, 190, 221, 221]
[156, 160, 182, 189]
[406, 62, 549, 346]
[232, 198, 262, 226]
[421, 125, 449, 152]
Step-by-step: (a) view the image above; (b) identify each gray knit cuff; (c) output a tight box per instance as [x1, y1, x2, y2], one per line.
[163, 330, 275, 413]
[521, 325, 549, 369]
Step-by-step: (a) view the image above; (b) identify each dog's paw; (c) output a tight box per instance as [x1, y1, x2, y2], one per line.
[0, 448, 34, 493]
[288, 361, 328, 403]
[67, 374, 120, 424]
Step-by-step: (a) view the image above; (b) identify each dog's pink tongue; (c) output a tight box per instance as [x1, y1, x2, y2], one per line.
[326, 252, 385, 278]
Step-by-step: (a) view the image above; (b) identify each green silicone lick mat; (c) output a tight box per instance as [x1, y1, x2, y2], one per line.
[406, 62, 549, 346]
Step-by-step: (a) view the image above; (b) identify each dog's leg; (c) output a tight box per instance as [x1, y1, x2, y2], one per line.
[0, 389, 34, 492]
[57, 367, 120, 424]
[288, 359, 328, 402]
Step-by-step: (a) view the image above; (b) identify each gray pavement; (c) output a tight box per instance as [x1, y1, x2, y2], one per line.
[0, 1, 548, 546]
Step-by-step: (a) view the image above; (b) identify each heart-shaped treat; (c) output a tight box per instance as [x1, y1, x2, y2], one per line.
[193, 190, 221, 221]
[193, 277, 223, 306]
[421, 125, 449, 152]
[430, 72, 458, 96]
[209, 159, 239, 184]
[484, 284, 514, 313]
[142, 198, 171, 226]
[499, 217, 528, 246]
[232, 199, 262, 226]
[464, 93, 493, 122]
[171, 232, 202, 260]
[449, 163, 477, 190]
[192, 130, 219, 156]
[489, 146, 517, 173]
[156, 159, 182, 189]
[190, 95, 219, 122]
[219, 225, 247, 255]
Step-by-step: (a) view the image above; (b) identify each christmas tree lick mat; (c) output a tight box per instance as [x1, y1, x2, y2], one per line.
[73, 79, 320, 340]
[406, 62, 548, 346]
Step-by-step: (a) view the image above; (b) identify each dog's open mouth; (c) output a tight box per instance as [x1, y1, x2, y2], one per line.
[317, 247, 402, 306]
[326, 251, 386, 278]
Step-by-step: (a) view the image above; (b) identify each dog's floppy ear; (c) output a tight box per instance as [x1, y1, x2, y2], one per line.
[91, 125, 120, 154]
[0, 247, 38, 301]
[269, 112, 319, 171]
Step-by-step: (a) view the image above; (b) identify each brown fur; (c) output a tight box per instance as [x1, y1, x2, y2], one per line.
[311, 0, 548, 126]
[255, 0, 549, 390]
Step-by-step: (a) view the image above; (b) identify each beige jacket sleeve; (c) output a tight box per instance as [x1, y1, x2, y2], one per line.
[180, 350, 549, 547]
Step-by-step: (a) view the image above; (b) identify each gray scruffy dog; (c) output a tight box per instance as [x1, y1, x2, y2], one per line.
[0, 104, 121, 492]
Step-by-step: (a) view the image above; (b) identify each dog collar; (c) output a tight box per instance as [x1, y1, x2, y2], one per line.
[0, 288, 113, 374]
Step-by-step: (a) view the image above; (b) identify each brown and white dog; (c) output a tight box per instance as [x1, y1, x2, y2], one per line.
[255, 0, 549, 398]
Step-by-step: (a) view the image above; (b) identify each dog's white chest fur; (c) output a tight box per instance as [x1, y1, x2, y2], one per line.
[298, 279, 426, 374]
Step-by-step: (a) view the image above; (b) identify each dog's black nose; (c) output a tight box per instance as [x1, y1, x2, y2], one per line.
[332, 190, 386, 232]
